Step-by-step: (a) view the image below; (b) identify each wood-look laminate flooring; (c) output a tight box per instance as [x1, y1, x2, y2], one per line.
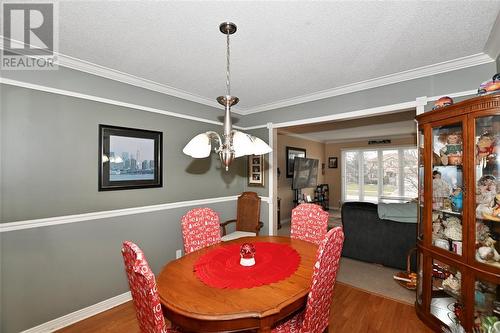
[57, 282, 432, 333]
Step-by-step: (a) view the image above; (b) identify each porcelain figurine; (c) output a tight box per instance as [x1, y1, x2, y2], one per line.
[433, 170, 451, 209]
[478, 73, 500, 96]
[450, 187, 463, 212]
[432, 96, 454, 110]
[476, 175, 497, 218]
[442, 272, 461, 295]
[477, 132, 494, 167]
[440, 132, 463, 165]
[443, 220, 462, 241]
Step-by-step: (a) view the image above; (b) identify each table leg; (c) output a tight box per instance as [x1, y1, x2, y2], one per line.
[258, 327, 271, 333]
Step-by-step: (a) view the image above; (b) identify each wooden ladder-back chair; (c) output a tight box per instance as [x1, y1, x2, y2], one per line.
[221, 192, 263, 241]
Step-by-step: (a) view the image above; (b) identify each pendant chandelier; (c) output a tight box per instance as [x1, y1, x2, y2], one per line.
[183, 22, 272, 171]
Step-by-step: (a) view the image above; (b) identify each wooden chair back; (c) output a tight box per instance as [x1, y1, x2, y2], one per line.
[236, 192, 261, 233]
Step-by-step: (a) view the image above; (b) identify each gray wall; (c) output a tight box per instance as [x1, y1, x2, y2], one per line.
[1, 66, 243, 125]
[1, 55, 496, 333]
[0, 82, 260, 332]
[1, 85, 245, 222]
[0, 201, 238, 333]
[243, 127, 270, 198]
[239, 62, 496, 127]
[497, 55, 500, 72]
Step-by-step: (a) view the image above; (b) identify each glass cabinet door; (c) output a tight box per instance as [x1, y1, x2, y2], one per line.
[430, 259, 464, 329]
[431, 123, 464, 255]
[417, 251, 424, 305]
[473, 277, 499, 332]
[474, 115, 500, 270]
[418, 128, 424, 240]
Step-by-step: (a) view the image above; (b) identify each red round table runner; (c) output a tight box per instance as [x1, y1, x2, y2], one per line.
[194, 242, 301, 289]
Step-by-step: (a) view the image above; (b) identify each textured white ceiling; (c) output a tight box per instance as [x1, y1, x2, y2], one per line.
[58, 1, 500, 110]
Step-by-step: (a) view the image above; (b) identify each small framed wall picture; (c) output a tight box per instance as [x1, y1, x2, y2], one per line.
[99, 125, 163, 191]
[248, 155, 264, 187]
[328, 157, 338, 168]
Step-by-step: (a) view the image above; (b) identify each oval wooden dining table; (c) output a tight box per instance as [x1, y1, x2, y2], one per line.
[157, 236, 318, 333]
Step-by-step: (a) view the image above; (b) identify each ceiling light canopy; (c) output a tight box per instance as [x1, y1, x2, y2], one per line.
[183, 22, 272, 171]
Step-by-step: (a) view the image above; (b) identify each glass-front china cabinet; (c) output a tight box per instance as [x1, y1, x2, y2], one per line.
[416, 94, 500, 332]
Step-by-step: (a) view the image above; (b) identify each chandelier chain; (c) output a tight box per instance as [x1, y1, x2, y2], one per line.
[226, 31, 230, 96]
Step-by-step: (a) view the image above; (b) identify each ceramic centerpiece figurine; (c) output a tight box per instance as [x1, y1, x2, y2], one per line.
[239, 243, 256, 266]
[432, 96, 454, 110]
[440, 132, 463, 166]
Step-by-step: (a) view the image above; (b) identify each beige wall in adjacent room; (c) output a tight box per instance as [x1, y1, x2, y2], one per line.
[324, 135, 417, 208]
[277, 133, 326, 223]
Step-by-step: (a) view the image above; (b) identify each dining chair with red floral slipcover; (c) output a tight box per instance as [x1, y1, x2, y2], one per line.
[181, 207, 221, 254]
[121, 241, 180, 333]
[290, 203, 329, 245]
[272, 227, 344, 333]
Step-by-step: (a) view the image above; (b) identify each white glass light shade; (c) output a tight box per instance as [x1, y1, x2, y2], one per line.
[250, 136, 272, 155]
[232, 130, 254, 158]
[183, 133, 212, 158]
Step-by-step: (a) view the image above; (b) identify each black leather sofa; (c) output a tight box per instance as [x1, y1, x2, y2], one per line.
[341, 201, 417, 271]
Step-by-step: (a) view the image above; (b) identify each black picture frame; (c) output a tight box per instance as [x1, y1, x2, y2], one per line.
[99, 125, 162, 191]
[328, 157, 338, 168]
[286, 146, 306, 178]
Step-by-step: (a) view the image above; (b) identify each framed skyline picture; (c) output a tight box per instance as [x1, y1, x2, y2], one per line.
[248, 155, 264, 187]
[99, 125, 162, 191]
[286, 146, 306, 178]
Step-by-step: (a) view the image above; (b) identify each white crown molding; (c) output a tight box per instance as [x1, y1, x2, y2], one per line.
[324, 133, 416, 145]
[0, 78, 225, 126]
[278, 130, 325, 143]
[0, 195, 240, 232]
[272, 100, 417, 129]
[0, 78, 257, 131]
[21, 292, 132, 333]
[1, 37, 493, 116]
[243, 53, 494, 114]
[0, 37, 245, 115]
[485, 12, 500, 60]
[58, 54, 243, 116]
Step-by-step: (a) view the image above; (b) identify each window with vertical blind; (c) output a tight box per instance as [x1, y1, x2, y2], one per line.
[342, 146, 418, 202]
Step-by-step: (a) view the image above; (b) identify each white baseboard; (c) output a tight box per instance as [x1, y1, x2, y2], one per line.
[21, 292, 132, 333]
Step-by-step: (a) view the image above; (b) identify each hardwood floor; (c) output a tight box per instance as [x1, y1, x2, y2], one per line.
[57, 282, 432, 333]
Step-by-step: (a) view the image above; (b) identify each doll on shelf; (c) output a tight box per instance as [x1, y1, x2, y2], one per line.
[433, 170, 451, 209]
[477, 132, 494, 168]
[440, 132, 463, 166]
[476, 175, 498, 219]
[450, 187, 463, 212]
